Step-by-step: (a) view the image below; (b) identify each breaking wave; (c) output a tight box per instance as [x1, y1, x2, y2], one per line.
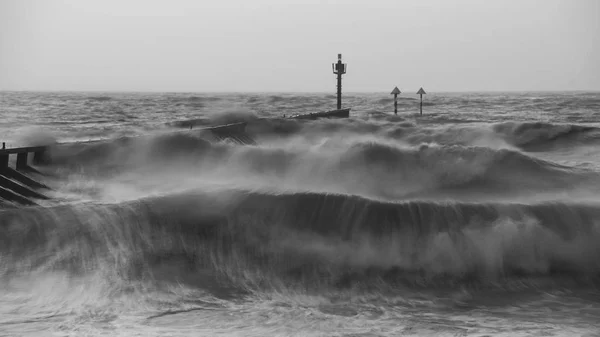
[1, 189, 599, 292]
[44, 132, 597, 199]
[241, 119, 600, 152]
[493, 122, 600, 150]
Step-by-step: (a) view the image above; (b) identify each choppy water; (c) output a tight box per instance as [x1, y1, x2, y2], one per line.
[1, 91, 600, 336]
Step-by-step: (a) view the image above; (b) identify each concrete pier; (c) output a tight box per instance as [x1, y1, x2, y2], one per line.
[289, 108, 350, 120]
[0, 186, 37, 205]
[0, 145, 50, 205]
[1, 167, 49, 190]
[0, 146, 48, 166]
[0, 122, 254, 206]
[0, 175, 48, 200]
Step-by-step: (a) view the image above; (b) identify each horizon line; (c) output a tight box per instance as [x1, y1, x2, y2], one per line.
[1, 89, 599, 94]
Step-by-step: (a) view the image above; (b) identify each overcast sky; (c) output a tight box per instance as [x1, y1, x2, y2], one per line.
[0, 0, 598, 92]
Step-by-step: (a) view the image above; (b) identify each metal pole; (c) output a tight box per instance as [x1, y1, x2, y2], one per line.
[416, 88, 426, 116]
[337, 58, 343, 110]
[332, 54, 346, 110]
[390, 87, 401, 115]
[337, 68, 342, 110]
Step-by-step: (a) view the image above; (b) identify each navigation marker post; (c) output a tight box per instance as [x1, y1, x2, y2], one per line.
[417, 87, 426, 115]
[390, 86, 401, 115]
[332, 54, 347, 110]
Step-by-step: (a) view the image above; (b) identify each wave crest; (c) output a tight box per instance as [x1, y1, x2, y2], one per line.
[45, 134, 594, 199]
[2, 190, 599, 290]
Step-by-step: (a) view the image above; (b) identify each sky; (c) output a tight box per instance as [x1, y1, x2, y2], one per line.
[0, 0, 598, 92]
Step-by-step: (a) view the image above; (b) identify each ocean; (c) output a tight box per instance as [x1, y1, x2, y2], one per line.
[1, 91, 600, 336]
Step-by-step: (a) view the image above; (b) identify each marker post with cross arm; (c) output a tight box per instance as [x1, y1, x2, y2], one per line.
[417, 87, 426, 115]
[390, 87, 401, 115]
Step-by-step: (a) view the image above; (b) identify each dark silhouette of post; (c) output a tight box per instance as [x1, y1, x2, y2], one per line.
[417, 87, 426, 115]
[390, 87, 401, 115]
[332, 54, 347, 110]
